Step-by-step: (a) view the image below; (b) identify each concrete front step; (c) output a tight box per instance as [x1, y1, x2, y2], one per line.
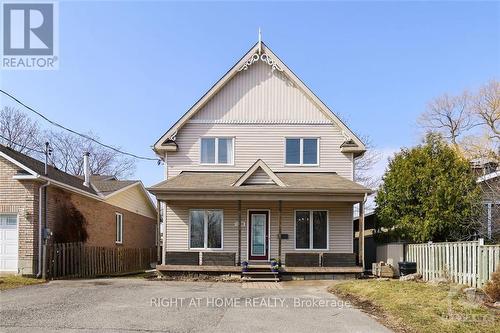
[242, 266, 281, 282]
[242, 277, 280, 282]
[245, 267, 276, 272]
[242, 271, 279, 275]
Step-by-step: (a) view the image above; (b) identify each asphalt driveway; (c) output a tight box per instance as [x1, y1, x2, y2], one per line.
[0, 278, 391, 333]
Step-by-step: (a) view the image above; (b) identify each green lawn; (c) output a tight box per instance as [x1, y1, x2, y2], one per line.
[329, 280, 499, 333]
[0, 275, 45, 291]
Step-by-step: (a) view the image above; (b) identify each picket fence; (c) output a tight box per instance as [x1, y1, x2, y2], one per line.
[406, 239, 500, 288]
[47, 242, 156, 279]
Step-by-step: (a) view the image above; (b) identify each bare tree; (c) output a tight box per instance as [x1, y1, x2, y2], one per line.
[45, 130, 136, 178]
[418, 92, 475, 149]
[460, 133, 499, 164]
[1, 107, 136, 178]
[0, 106, 42, 154]
[354, 135, 381, 189]
[472, 80, 500, 141]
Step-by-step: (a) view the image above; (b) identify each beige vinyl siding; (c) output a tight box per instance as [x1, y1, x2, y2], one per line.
[165, 200, 354, 262]
[104, 185, 156, 219]
[190, 61, 332, 124]
[164, 55, 355, 180]
[244, 168, 275, 185]
[167, 123, 353, 180]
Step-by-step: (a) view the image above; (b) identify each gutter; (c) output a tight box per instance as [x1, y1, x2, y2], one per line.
[37, 181, 50, 278]
[147, 188, 374, 195]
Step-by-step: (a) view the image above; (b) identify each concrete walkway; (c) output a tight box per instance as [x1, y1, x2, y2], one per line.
[0, 278, 392, 333]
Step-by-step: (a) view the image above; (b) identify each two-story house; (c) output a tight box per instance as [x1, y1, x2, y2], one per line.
[149, 40, 371, 277]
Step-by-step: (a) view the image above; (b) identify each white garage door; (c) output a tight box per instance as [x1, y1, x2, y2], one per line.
[0, 215, 18, 272]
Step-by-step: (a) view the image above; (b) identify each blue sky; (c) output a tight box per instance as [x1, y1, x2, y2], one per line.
[1, 0, 499, 186]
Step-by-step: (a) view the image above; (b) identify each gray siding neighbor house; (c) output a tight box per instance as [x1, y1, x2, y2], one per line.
[148, 40, 372, 276]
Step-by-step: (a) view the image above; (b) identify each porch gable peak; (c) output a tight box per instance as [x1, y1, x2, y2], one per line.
[232, 159, 286, 187]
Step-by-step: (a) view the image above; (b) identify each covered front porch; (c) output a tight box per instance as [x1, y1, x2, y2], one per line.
[148, 163, 371, 276]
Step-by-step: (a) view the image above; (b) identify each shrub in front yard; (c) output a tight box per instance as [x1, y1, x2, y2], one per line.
[483, 267, 500, 302]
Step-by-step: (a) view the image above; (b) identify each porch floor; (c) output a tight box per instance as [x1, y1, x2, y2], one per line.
[156, 265, 363, 274]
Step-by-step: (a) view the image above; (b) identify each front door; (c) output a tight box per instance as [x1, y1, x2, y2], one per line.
[248, 211, 268, 260]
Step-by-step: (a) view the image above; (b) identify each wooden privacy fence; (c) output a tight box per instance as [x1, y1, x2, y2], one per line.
[47, 242, 156, 279]
[406, 239, 500, 288]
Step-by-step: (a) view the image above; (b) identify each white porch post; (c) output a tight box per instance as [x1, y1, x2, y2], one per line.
[278, 200, 282, 261]
[162, 201, 167, 265]
[359, 201, 365, 271]
[237, 200, 242, 265]
[156, 199, 161, 263]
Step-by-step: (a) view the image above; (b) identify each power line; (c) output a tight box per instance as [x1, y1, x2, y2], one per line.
[1, 135, 87, 173]
[1, 89, 159, 161]
[0, 133, 45, 155]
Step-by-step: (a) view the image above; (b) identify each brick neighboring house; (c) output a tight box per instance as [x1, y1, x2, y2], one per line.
[0, 144, 157, 275]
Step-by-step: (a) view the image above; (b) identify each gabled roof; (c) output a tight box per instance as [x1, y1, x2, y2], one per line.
[0, 144, 98, 196]
[232, 159, 286, 187]
[92, 179, 139, 196]
[153, 41, 365, 155]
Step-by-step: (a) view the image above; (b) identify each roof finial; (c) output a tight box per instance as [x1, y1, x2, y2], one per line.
[258, 27, 262, 54]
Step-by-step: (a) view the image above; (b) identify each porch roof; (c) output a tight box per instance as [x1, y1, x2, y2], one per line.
[148, 171, 372, 201]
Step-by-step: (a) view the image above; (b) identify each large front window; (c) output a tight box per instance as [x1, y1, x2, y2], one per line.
[189, 210, 223, 249]
[200, 137, 233, 164]
[295, 210, 327, 249]
[285, 138, 318, 165]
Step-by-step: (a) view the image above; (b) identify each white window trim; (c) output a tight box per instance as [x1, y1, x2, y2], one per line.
[294, 209, 329, 250]
[199, 137, 235, 166]
[284, 137, 320, 166]
[188, 209, 224, 250]
[115, 212, 123, 244]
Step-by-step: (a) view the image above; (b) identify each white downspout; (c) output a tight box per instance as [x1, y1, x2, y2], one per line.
[37, 181, 50, 278]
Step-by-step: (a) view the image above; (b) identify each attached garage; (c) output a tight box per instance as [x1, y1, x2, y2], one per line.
[0, 214, 18, 273]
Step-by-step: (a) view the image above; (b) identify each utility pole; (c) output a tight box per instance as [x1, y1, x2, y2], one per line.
[44, 142, 52, 175]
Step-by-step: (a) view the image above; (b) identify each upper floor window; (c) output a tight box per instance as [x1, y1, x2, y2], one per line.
[285, 138, 319, 165]
[200, 137, 234, 165]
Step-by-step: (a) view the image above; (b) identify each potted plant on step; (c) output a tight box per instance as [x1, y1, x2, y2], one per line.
[271, 264, 281, 273]
[270, 258, 282, 268]
[241, 261, 249, 272]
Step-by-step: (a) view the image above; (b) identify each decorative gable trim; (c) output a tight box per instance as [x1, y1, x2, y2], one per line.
[238, 53, 283, 72]
[233, 159, 286, 187]
[153, 42, 365, 155]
